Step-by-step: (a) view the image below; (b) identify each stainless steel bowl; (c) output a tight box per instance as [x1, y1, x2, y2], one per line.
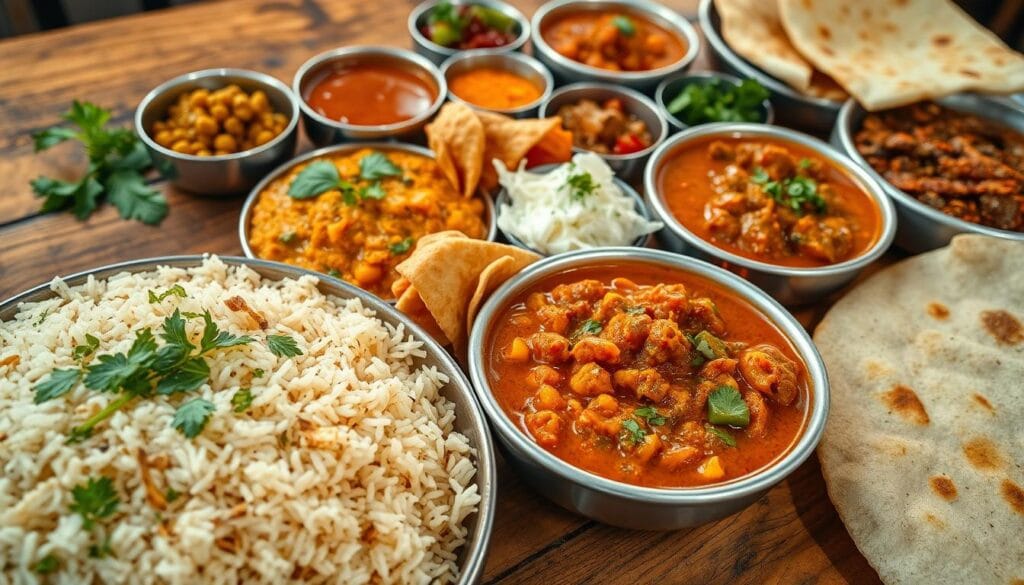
[539, 82, 667, 183]
[238, 142, 498, 301]
[293, 47, 446, 147]
[441, 51, 553, 118]
[135, 68, 300, 196]
[698, 0, 839, 135]
[0, 255, 496, 584]
[654, 71, 775, 133]
[467, 247, 829, 530]
[644, 123, 896, 305]
[831, 94, 1024, 253]
[493, 162, 655, 255]
[531, 0, 699, 94]
[409, 0, 531, 66]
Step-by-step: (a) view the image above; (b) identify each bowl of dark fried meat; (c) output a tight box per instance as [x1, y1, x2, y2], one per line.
[833, 95, 1024, 253]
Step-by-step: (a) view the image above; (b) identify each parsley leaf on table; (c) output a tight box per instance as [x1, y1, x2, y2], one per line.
[31, 101, 167, 224]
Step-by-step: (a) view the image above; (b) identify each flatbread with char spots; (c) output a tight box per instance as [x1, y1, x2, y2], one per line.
[814, 234, 1024, 585]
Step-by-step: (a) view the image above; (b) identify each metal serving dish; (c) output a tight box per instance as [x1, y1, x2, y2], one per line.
[135, 68, 300, 196]
[293, 47, 446, 147]
[831, 94, 1024, 253]
[644, 123, 896, 306]
[531, 0, 699, 94]
[441, 52, 554, 118]
[493, 162, 654, 255]
[467, 247, 829, 530]
[654, 70, 774, 134]
[238, 142, 497, 300]
[408, 0, 531, 66]
[539, 82, 667, 183]
[0, 255, 496, 584]
[698, 0, 839, 135]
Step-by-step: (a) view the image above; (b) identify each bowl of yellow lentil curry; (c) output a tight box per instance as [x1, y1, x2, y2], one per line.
[136, 68, 300, 196]
[240, 142, 496, 301]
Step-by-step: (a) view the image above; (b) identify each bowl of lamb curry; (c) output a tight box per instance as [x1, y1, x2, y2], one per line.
[645, 123, 894, 305]
[467, 248, 829, 529]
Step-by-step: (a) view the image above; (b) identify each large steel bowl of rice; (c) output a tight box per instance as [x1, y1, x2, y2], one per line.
[0, 255, 495, 584]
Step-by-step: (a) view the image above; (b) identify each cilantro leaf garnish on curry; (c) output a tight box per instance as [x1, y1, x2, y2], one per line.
[488, 266, 808, 487]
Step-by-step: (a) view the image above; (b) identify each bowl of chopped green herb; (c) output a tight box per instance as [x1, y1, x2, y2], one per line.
[644, 122, 895, 305]
[655, 71, 773, 133]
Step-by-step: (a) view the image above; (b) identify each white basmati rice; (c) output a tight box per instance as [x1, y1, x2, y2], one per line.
[0, 257, 480, 585]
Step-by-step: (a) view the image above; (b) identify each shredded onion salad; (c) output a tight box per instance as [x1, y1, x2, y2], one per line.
[495, 153, 663, 255]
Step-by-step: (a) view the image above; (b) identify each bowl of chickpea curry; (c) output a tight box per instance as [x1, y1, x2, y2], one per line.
[646, 123, 895, 305]
[240, 142, 495, 302]
[531, 0, 699, 92]
[468, 248, 828, 529]
[136, 68, 300, 195]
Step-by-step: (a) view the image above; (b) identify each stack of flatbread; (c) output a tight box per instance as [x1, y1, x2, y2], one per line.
[814, 235, 1024, 584]
[715, 0, 1024, 110]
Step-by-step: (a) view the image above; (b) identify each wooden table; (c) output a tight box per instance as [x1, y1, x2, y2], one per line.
[0, 1, 883, 583]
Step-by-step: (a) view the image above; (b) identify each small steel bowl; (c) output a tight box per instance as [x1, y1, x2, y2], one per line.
[467, 247, 829, 530]
[644, 123, 896, 306]
[698, 0, 839, 135]
[293, 47, 446, 147]
[0, 254, 496, 584]
[409, 0, 531, 66]
[531, 0, 699, 94]
[238, 142, 497, 302]
[655, 71, 775, 134]
[494, 162, 655, 255]
[539, 83, 667, 183]
[135, 68, 300, 196]
[441, 51, 554, 118]
[831, 94, 1024, 253]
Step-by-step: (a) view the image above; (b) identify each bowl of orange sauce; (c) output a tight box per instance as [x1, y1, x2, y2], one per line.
[441, 52, 553, 118]
[293, 46, 447, 147]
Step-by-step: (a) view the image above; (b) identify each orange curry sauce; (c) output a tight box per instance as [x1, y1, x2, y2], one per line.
[658, 136, 882, 268]
[541, 11, 686, 72]
[486, 264, 810, 488]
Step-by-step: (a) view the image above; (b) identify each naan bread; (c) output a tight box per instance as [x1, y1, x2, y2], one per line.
[779, 0, 1024, 110]
[814, 235, 1024, 585]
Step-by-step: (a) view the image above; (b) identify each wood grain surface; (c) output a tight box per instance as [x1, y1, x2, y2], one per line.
[0, 1, 884, 583]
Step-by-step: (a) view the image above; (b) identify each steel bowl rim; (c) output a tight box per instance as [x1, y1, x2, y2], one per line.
[237, 141, 498, 297]
[653, 70, 776, 131]
[697, 0, 840, 112]
[0, 253, 497, 585]
[467, 246, 829, 504]
[493, 162, 654, 254]
[135, 68, 301, 163]
[408, 0, 531, 60]
[538, 81, 669, 162]
[531, 0, 700, 82]
[292, 46, 447, 134]
[440, 51, 554, 116]
[834, 96, 1024, 242]
[644, 122, 897, 277]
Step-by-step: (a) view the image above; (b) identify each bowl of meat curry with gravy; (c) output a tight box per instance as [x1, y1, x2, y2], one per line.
[646, 123, 895, 305]
[467, 247, 828, 529]
[240, 142, 495, 302]
[531, 0, 699, 92]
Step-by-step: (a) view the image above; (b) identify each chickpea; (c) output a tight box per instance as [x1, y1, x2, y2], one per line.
[189, 88, 210, 109]
[222, 117, 243, 136]
[214, 149, 231, 156]
[171, 140, 191, 153]
[260, 112, 275, 127]
[196, 148, 212, 157]
[231, 93, 250, 109]
[189, 141, 206, 154]
[247, 123, 263, 139]
[154, 130, 174, 147]
[250, 90, 269, 113]
[210, 103, 229, 121]
[171, 128, 187, 141]
[153, 120, 167, 132]
[255, 130, 275, 145]
[195, 115, 218, 136]
[213, 134, 237, 152]
[234, 105, 254, 122]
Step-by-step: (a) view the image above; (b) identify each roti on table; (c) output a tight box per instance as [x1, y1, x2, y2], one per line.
[656, 136, 881, 267]
[814, 235, 1024, 585]
[713, 0, 846, 100]
[541, 9, 687, 72]
[777, 0, 1024, 110]
[486, 263, 810, 488]
[247, 148, 488, 300]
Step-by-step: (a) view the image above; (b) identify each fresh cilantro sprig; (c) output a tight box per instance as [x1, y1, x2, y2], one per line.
[705, 424, 737, 447]
[31, 101, 168, 225]
[750, 166, 827, 215]
[33, 309, 253, 441]
[70, 476, 120, 530]
[268, 334, 303, 358]
[620, 418, 646, 445]
[612, 15, 636, 37]
[389, 237, 415, 255]
[634, 406, 666, 427]
[666, 78, 770, 126]
[571, 319, 603, 342]
[287, 151, 402, 204]
[232, 388, 254, 413]
[707, 386, 751, 427]
[33, 554, 59, 575]
[563, 165, 597, 201]
[172, 398, 216, 438]
[148, 284, 186, 304]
